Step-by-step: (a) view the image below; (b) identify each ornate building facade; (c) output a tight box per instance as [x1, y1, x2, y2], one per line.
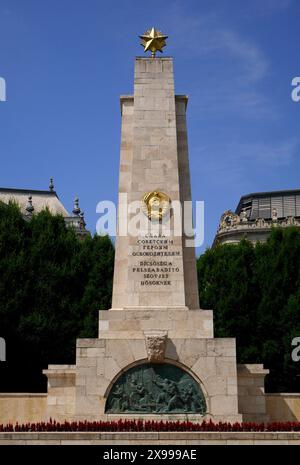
[213, 189, 300, 247]
[0, 179, 89, 238]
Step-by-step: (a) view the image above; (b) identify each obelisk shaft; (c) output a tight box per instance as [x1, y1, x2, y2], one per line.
[112, 57, 199, 309]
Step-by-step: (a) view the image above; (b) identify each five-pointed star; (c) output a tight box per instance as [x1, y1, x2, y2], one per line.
[139, 27, 168, 57]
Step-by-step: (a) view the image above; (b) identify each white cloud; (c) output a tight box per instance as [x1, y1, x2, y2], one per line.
[167, 5, 268, 83]
[225, 139, 298, 172]
[217, 30, 268, 83]
[163, 4, 274, 120]
[249, 0, 292, 16]
[194, 139, 298, 189]
[164, 3, 297, 189]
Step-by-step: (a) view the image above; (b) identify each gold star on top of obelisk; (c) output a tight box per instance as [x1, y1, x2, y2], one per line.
[139, 27, 168, 58]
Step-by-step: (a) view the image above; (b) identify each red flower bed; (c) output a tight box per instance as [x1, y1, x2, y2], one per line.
[0, 419, 300, 433]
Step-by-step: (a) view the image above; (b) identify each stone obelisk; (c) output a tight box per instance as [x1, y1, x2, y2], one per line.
[44, 31, 246, 424]
[112, 56, 200, 310]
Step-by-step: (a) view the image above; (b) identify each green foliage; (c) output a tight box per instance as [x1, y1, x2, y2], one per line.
[0, 202, 114, 391]
[198, 227, 300, 392]
[1, 200, 300, 394]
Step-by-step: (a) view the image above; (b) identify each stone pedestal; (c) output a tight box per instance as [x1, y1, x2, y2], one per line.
[44, 305, 243, 422]
[70, 308, 243, 421]
[44, 312, 242, 422]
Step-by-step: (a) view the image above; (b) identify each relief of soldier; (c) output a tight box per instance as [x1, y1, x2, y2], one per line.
[106, 364, 206, 414]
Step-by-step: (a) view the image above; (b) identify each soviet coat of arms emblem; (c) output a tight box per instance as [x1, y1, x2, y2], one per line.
[141, 191, 171, 221]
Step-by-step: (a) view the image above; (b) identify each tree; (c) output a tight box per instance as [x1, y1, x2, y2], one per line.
[0, 202, 114, 391]
[197, 227, 300, 392]
[2, 200, 300, 393]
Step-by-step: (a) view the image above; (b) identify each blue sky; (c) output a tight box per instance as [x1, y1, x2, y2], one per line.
[0, 0, 299, 254]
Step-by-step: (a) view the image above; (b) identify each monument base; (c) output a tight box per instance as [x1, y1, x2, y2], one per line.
[42, 308, 266, 423]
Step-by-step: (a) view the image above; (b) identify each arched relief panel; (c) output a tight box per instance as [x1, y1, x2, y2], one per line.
[105, 361, 207, 415]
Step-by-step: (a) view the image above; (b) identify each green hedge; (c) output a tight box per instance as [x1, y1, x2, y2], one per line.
[0, 202, 114, 391]
[198, 227, 300, 392]
[1, 200, 300, 392]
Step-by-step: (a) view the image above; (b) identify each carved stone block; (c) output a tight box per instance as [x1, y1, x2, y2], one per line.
[144, 330, 167, 363]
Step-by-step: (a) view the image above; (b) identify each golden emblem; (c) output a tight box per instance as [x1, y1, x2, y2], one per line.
[139, 27, 168, 58]
[141, 191, 171, 221]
